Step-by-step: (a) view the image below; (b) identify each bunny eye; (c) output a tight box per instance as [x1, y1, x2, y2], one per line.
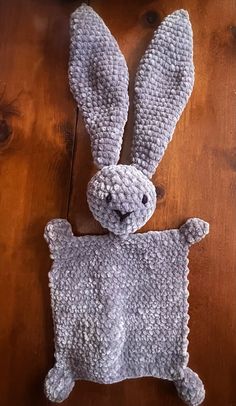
[142, 194, 148, 205]
[106, 193, 112, 203]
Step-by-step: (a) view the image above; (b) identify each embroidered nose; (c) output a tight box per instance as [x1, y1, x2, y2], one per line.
[114, 210, 132, 222]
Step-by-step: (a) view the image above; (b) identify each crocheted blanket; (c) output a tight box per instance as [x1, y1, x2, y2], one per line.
[45, 218, 208, 405]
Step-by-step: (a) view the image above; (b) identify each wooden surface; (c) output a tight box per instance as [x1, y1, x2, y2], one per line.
[0, 0, 235, 405]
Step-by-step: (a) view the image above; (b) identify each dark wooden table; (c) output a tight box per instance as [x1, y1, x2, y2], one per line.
[0, 1, 235, 405]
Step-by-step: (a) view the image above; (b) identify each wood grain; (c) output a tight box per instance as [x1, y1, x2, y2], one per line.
[0, 0, 235, 405]
[0, 1, 81, 405]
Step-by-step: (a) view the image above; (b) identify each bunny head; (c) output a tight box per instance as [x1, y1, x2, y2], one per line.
[86, 165, 156, 236]
[69, 4, 194, 236]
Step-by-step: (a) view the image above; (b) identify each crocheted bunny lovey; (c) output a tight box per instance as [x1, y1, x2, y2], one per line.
[44, 4, 209, 405]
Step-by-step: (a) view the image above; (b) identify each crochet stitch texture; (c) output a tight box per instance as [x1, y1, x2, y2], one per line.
[44, 4, 209, 405]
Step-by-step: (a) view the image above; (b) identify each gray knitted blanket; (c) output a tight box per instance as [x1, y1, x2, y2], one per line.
[44, 5, 209, 405]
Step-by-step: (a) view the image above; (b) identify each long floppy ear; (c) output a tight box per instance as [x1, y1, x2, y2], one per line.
[131, 10, 194, 178]
[69, 4, 129, 168]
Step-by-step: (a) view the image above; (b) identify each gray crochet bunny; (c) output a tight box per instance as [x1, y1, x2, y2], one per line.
[44, 4, 209, 405]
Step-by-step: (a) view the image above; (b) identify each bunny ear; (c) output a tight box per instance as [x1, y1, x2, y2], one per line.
[69, 4, 129, 168]
[131, 10, 194, 178]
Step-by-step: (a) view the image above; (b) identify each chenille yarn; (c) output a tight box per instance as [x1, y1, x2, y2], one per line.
[132, 10, 194, 178]
[69, 4, 129, 168]
[45, 218, 208, 405]
[44, 4, 209, 406]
